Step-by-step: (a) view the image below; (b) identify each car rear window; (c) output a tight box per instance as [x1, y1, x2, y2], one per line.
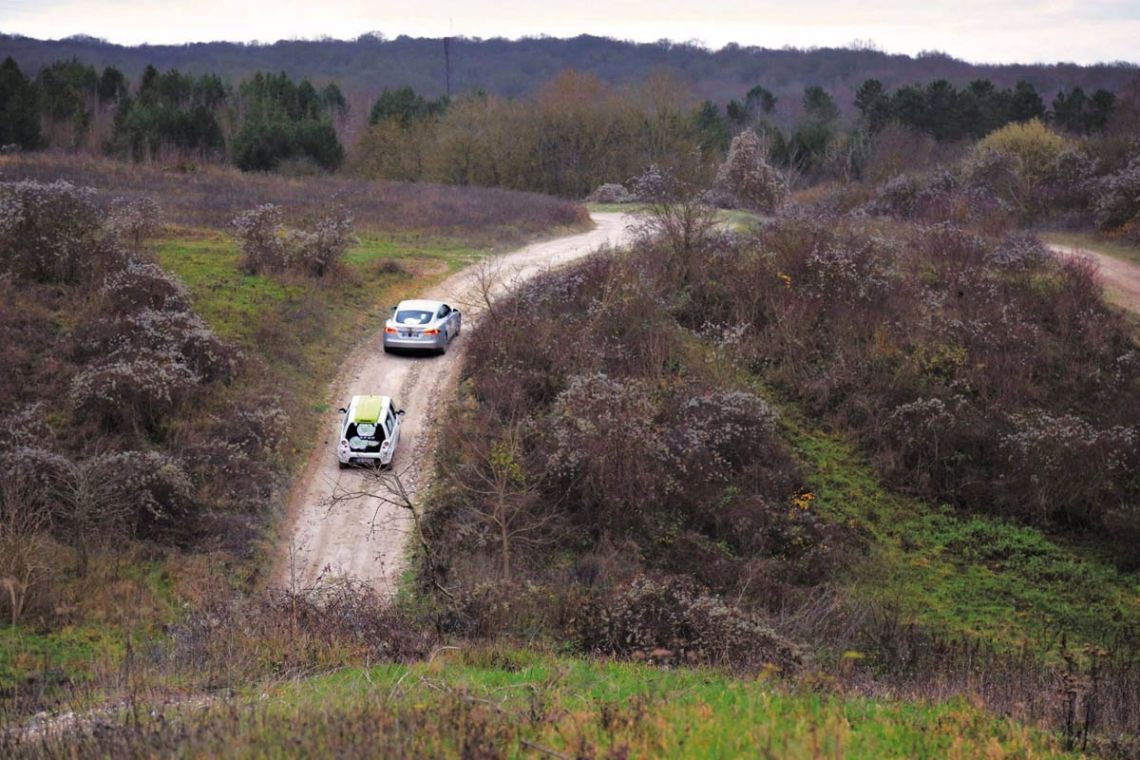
[395, 310, 433, 325]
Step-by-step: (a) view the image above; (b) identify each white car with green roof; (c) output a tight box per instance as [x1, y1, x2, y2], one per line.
[336, 395, 405, 468]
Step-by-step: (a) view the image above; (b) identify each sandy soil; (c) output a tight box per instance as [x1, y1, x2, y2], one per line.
[1048, 243, 1140, 314]
[273, 212, 636, 595]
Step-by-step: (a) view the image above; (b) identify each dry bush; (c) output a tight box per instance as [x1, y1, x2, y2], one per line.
[0, 179, 122, 284]
[1093, 152, 1140, 232]
[715, 130, 787, 213]
[106, 194, 163, 251]
[0, 471, 68, 625]
[80, 308, 240, 383]
[2, 152, 586, 242]
[100, 258, 192, 314]
[233, 202, 353, 277]
[232, 203, 286, 274]
[575, 575, 801, 673]
[166, 584, 437, 689]
[714, 217, 1140, 561]
[70, 356, 199, 433]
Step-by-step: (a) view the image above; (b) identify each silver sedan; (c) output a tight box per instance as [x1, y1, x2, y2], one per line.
[383, 299, 462, 354]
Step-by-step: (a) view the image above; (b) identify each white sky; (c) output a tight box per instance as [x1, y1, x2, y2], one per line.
[2, 0, 1139, 65]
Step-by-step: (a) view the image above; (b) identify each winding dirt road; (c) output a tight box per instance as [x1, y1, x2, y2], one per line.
[1047, 243, 1140, 314]
[274, 213, 635, 595]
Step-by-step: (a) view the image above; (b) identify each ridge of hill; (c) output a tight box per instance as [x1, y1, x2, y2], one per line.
[2, 32, 1136, 116]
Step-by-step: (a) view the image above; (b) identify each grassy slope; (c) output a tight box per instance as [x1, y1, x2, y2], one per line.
[18, 653, 1076, 759]
[775, 393, 1140, 655]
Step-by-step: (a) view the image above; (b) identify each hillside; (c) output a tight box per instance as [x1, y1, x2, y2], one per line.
[2, 32, 1136, 119]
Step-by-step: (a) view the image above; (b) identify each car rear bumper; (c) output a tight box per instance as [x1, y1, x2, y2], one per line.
[337, 452, 392, 467]
[384, 334, 446, 350]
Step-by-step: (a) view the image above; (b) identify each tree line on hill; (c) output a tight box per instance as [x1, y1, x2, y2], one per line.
[0, 57, 346, 170]
[2, 32, 1134, 114]
[2, 53, 1135, 206]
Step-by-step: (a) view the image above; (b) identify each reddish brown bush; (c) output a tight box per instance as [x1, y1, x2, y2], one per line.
[574, 575, 801, 672]
[101, 258, 191, 314]
[0, 180, 118, 284]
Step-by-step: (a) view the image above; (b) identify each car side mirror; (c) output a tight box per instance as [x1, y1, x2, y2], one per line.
[337, 407, 347, 414]
[397, 409, 406, 416]
[453, 309, 461, 315]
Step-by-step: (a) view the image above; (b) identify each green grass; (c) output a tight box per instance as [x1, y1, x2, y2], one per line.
[155, 229, 485, 344]
[1041, 230, 1140, 266]
[752, 380, 1140, 657]
[50, 652, 1072, 758]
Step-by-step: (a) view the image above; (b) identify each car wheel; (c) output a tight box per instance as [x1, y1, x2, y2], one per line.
[338, 461, 349, 470]
[438, 339, 448, 356]
[383, 345, 393, 354]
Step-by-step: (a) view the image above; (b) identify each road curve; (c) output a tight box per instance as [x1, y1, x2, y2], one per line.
[274, 212, 636, 594]
[1047, 243, 1140, 314]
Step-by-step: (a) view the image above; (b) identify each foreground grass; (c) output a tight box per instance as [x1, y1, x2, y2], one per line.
[752, 380, 1140, 658]
[5, 653, 1077, 759]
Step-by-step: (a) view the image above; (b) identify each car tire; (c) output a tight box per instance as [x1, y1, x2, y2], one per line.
[338, 461, 349, 470]
[383, 345, 393, 354]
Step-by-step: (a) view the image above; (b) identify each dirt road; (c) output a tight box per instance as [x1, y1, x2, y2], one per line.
[1048, 243, 1140, 314]
[274, 213, 636, 595]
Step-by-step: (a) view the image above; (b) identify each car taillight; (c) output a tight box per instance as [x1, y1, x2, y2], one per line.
[424, 328, 440, 335]
[385, 326, 397, 334]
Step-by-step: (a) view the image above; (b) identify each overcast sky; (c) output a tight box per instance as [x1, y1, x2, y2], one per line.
[2, 0, 1139, 65]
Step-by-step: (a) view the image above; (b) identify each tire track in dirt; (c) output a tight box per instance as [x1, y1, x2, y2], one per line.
[274, 213, 636, 595]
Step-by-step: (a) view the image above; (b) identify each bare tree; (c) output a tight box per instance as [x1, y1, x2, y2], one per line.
[0, 474, 57, 625]
[630, 154, 718, 285]
[327, 466, 452, 599]
[450, 422, 561, 582]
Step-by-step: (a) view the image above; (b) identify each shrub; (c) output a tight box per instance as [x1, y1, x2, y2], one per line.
[1092, 153, 1140, 231]
[70, 355, 199, 432]
[101, 258, 191, 314]
[585, 183, 636, 203]
[284, 206, 353, 277]
[0, 180, 118, 283]
[233, 203, 354, 277]
[83, 308, 240, 382]
[976, 119, 1067, 180]
[545, 373, 679, 533]
[1000, 412, 1138, 531]
[575, 575, 801, 672]
[106, 194, 164, 250]
[715, 130, 788, 213]
[232, 203, 286, 274]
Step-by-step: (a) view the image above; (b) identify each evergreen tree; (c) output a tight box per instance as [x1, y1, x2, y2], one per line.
[1010, 80, 1046, 122]
[0, 57, 42, 149]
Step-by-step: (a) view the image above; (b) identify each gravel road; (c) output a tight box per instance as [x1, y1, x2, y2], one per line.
[274, 212, 636, 594]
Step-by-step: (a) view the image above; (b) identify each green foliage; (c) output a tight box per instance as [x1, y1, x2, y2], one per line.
[857, 77, 1066, 143]
[1052, 87, 1116, 134]
[368, 85, 447, 126]
[0, 57, 41, 149]
[976, 118, 1068, 179]
[232, 72, 345, 171]
[801, 85, 839, 124]
[110, 66, 227, 162]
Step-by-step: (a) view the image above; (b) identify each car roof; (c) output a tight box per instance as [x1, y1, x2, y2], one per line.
[347, 395, 391, 424]
[395, 299, 445, 311]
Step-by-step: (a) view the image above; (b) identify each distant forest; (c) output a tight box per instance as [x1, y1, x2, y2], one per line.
[1, 32, 1136, 125]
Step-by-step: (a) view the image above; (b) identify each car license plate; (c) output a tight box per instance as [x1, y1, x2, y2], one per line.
[401, 331, 415, 338]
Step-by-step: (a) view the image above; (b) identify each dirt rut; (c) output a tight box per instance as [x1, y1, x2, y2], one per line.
[274, 213, 636, 594]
